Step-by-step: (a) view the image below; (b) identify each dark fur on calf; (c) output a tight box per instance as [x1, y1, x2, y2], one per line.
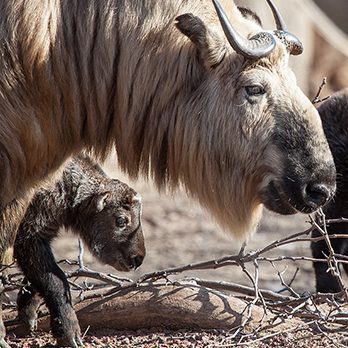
[311, 88, 348, 293]
[14, 154, 145, 346]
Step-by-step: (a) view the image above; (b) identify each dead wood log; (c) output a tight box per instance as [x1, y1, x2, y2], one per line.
[6, 283, 269, 336]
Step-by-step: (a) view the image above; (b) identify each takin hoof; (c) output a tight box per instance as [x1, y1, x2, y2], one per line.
[51, 306, 83, 348]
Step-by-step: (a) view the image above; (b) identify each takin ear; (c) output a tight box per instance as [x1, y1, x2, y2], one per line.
[95, 192, 111, 212]
[175, 13, 227, 69]
[237, 6, 262, 27]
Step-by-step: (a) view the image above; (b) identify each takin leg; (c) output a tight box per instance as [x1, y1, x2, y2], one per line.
[311, 222, 348, 293]
[0, 199, 30, 348]
[14, 236, 83, 347]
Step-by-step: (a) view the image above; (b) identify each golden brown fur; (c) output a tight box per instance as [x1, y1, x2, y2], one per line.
[0, 2, 336, 345]
[0, 0, 334, 241]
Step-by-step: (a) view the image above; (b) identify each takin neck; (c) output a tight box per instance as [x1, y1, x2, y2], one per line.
[112, 2, 262, 238]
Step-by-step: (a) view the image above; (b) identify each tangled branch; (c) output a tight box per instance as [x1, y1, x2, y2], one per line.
[3, 214, 348, 346]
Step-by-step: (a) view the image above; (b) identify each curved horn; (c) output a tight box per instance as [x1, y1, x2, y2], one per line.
[273, 31, 304, 56]
[265, 0, 287, 31]
[265, 0, 304, 55]
[212, 0, 276, 59]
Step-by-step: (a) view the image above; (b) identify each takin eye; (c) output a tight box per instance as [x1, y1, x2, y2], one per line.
[116, 216, 128, 228]
[245, 85, 266, 97]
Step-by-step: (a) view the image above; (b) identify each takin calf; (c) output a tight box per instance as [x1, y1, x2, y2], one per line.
[311, 88, 348, 293]
[14, 154, 145, 347]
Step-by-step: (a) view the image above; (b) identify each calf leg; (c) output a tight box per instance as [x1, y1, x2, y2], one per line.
[15, 237, 83, 347]
[17, 283, 41, 333]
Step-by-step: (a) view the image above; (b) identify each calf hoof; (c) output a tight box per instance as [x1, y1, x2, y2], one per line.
[18, 302, 39, 332]
[57, 335, 84, 348]
[19, 315, 38, 333]
[17, 285, 41, 333]
[51, 306, 83, 347]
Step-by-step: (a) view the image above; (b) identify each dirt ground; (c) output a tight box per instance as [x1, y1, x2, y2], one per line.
[3, 154, 347, 347]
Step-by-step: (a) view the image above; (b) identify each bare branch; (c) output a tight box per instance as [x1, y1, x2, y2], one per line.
[310, 210, 348, 301]
[4, 213, 348, 344]
[312, 77, 330, 104]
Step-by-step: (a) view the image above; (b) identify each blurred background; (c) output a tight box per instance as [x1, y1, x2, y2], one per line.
[236, 0, 348, 96]
[52, 0, 348, 295]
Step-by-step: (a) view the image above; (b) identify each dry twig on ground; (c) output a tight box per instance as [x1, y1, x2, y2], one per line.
[3, 215, 348, 346]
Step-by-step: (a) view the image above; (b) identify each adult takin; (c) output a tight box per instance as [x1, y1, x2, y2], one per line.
[0, 0, 336, 345]
[0, 0, 336, 238]
[311, 89, 348, 293]
[14, 154, 145, 346]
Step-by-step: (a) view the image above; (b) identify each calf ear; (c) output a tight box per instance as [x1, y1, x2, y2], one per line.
[96, 192, 111, 212]
[175, 13, 226, 68]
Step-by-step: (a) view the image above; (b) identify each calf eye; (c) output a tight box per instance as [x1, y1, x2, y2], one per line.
[116, 217, 128, 228]
[245, 85, 266, 96]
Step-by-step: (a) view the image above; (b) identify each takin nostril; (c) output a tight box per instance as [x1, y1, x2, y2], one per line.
[130, 255, 144, 270]
[303, 183, 332, 208]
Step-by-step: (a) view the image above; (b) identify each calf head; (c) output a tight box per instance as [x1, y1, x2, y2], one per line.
[75, 180, 145, 271]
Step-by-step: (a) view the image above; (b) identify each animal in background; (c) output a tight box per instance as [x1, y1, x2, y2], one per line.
[311, 88, 348, 293]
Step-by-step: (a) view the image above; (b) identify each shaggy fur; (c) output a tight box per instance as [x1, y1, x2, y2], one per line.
[311, 89, 348, 293]
[0, 1, 337, 345]
[14, 154, 144, 345]
[0, 0, 335, 241]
